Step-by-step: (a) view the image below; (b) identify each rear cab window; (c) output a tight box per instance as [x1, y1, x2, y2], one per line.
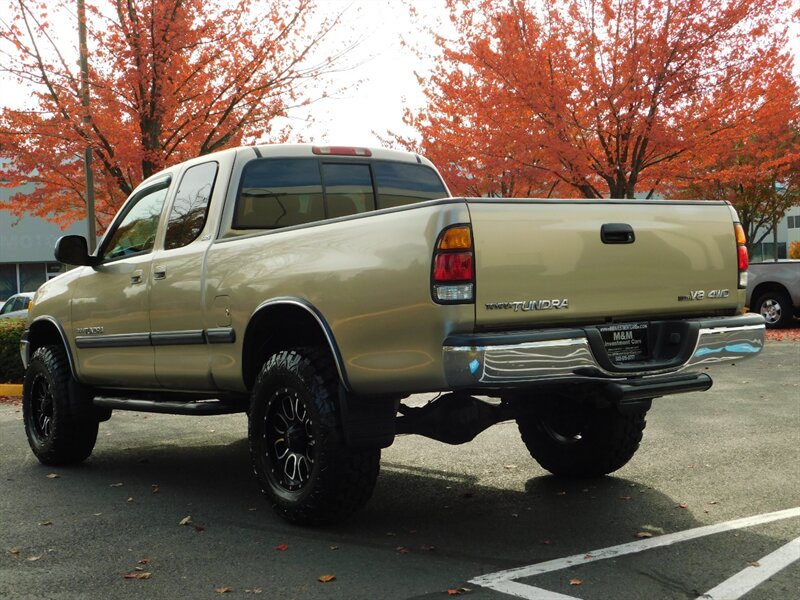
[232, 157, 448, 231]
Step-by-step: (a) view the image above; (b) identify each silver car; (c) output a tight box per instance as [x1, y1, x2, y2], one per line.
[0, 292, 35, 320]
[746, 260, 800, 328]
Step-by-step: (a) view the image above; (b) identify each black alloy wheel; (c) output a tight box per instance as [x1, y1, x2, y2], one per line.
[248, 348, 380, 524]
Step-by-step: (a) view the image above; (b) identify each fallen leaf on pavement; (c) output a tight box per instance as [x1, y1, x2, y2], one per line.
[635, 531, 654, 539]
[38, 520, 52, 527]
[396, 546, 410, 554]
[570, 578, 583, 586]
[420, 545, 436, 551]
[110, 483, 124, 487]
[678, 502, 689, 509]
[748, 561, 760, 568]
[215, 587, 234, 593]
[275, 543, 288, 551]
[138, 559, 151, 565]
[244, 588, 263, 594]
[124, 572, 152, 580]
[179, 516, 192, 526]
[151, 484, 160, 494]
[318, 574, 336, 583]
[26, 555, 42, 562]
[46, 473, 60, 479]
[8, 548, 21, 555]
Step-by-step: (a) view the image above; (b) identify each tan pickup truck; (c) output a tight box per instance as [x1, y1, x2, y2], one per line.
[20, 144, 765, 524]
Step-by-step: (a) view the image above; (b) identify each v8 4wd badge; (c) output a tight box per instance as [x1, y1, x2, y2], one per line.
[678, 289, 730, 301]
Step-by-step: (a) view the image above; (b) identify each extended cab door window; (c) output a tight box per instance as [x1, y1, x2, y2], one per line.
[164, 162, 218, 250]
[101, 183, 170, 260]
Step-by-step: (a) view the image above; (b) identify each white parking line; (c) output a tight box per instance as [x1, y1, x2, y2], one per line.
[696, 536, 800, 600]
[469, 506, 800, 599]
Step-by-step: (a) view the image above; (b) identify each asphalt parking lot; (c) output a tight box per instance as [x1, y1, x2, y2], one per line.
[1, 341, 798, 599]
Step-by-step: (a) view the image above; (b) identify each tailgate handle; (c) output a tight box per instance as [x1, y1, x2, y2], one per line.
[601, 223, 635, 244]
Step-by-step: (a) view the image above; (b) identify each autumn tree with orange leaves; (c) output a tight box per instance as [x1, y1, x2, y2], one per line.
[0, 0, 350, 229]
[403, 0, 799, 206]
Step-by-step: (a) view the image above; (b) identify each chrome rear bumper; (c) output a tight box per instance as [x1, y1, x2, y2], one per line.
[443, 314, 765, 389]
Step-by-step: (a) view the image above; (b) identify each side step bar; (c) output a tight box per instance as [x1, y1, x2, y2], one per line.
[93, 397, 246, 415]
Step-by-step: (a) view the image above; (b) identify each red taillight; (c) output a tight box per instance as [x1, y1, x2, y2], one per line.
[434, 252, 474, 281]
[734, 223, 748, 289]
[432, 225, 474, 304]
[738, 245, 748, 271]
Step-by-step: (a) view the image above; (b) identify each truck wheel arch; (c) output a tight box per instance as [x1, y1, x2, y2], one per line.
[242, 298, 350, 392]
[749, 282, 791, 308]
[25, 317, 79, 380]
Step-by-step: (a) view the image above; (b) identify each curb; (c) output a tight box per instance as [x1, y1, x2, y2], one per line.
[0, 384, 22, 396]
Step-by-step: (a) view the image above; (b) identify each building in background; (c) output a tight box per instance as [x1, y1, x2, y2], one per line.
[751, 205, 800, 262]
[0, 183, 85, 301]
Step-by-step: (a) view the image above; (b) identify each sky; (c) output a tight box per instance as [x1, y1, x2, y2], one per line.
[271, 0, 451, 147]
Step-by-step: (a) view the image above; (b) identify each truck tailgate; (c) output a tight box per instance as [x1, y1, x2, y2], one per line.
[469, 199, 740, 328]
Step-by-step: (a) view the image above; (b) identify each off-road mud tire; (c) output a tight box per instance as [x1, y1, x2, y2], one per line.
[22, 345, 99, 465]
[248, 348, 380, 525]
[517, 400, 647, 478]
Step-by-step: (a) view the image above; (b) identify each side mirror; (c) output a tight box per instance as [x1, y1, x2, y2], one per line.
[55, 235, 99, 266]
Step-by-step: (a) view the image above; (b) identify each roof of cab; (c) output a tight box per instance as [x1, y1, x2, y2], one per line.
[244, 143, 432, 166]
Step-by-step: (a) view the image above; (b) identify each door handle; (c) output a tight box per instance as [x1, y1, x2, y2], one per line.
[130, 269, 144, 284]
[153, 266, 166, 280]
[601, 223, 635, 244]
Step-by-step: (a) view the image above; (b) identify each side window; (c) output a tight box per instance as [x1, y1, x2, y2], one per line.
[234, 159, 323, 229]
[0, 298, 16, 314]
[322, 163, 375, 218]
[165, 162, 218, 250]
[102, 184, 169, 260]
[373, 162, 449, 209]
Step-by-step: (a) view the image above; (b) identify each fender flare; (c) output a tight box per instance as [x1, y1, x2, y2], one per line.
[246, 297, 351, 391]
[23, 316, 79, 380]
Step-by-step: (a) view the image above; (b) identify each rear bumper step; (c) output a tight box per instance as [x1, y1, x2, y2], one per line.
[604, 372, 713, 403]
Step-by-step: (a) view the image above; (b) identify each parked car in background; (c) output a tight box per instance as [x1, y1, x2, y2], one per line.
[0, 292, 34, 320]
[746, 260, 800, 328]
